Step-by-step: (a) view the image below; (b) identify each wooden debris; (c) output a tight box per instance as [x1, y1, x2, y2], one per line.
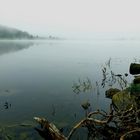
[120, 129, 140, 140]
[34, 117, 67, 140]
[34, 103, 140, 140]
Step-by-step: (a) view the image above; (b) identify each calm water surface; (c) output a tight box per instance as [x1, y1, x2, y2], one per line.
[0, 39, 140, 139]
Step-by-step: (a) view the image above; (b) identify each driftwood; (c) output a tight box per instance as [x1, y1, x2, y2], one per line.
[34, 108, 113, 140]
[34, 117, 67, 140]
[34, 115, 114, 140]
[120, 129, 140, 140]
[34, 104, 140, 140]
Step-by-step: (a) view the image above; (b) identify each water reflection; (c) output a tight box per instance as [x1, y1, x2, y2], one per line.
[0, 41, 33, 56]
[101, 59, 129, 89]
[72, 78, 93, 94]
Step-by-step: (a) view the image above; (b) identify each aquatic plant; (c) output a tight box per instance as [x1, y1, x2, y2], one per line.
[101, 58, 128, 89]
[72, 78, 93, 94]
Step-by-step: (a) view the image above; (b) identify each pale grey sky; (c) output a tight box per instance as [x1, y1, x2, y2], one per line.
[0, 0, 140, 38]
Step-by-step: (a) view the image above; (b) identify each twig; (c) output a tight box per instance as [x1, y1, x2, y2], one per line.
[120, 129, 140, 140]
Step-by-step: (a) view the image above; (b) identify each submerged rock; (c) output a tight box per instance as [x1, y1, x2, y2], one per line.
[19, 132, 28, 140]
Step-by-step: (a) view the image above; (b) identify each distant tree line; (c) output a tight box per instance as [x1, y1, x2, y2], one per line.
[0, 26, 36, 39]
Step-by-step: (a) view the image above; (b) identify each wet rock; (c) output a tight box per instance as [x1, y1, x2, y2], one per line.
[81, 101, 90, 110]
[129, 63, 140, 75]
[105, 88, 121, 99]
[112, 91, 136, 111]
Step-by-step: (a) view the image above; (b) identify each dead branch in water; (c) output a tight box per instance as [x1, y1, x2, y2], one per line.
[34, 117, 67, 140]
[34, 102, 140, 140]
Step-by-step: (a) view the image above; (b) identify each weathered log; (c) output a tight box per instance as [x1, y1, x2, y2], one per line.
[33, 104, 114, 140]
[34, 117, 67, 140]
[34, 105, 139, 140]
[129, 63, 140, 75]
[34, 109, 113, 140]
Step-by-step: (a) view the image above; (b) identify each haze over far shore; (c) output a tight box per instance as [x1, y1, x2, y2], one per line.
[0, 0, 140, 39]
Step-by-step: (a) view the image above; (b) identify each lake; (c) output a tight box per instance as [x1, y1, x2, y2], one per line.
[0, 39, 140, 139]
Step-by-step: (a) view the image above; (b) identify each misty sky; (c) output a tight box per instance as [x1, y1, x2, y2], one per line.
[0, 0, 140, 38]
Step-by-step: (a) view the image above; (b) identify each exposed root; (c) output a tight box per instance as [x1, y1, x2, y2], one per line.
[34, 103, 140, 140]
